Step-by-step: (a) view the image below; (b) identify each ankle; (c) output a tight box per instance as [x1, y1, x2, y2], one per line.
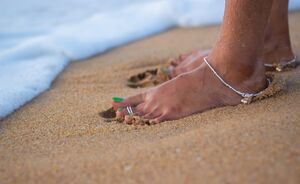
[208, 50, 263, 79]
[263, 27, 295, 63]
[206, 52, 267, 93]
[262, 40, 294, 63]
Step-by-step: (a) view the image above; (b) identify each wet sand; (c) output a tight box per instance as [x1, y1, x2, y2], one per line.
[0, 12, 300, 184]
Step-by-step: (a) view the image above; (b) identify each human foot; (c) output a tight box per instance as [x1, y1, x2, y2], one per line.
[127, 43, 295, 89]
[262, 37, 297, 71]
[169, 50, 210, 78]
[115, 0, 284, 124]
[114, 56, 268, 124]
[127, 0, 296, 90]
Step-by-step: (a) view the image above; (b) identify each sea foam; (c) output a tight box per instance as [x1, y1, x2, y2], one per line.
[0, 0, 300, 118]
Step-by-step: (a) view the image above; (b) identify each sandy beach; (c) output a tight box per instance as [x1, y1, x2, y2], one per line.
[0, 11, 300, 184]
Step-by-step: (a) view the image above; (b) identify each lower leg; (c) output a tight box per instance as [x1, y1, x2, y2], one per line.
[263, 0, 295, 63]
[171, 0, 294, 77]
[208, 0, 273, 89]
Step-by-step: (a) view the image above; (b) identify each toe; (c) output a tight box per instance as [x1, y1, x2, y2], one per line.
[116, 103, 148, 122]
[112, 93, 145, 110]
[134, 103, 146, 116]
[178, 50, 199, 61]
[123, 93, 145, 106]
[171, 67, 186, 78]
[116, 108, 127, 119]
[116, 105, 142, 118]
[143, 108, 161, 120]
[124, 115, 133, 125]
[150, 115, 167, 124]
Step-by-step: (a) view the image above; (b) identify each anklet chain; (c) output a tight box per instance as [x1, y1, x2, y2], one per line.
[204, 57, 269, 98]
[264, 56, 297, 67]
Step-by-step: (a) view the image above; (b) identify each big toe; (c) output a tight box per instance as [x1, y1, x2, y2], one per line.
[112, 93, 145, 110]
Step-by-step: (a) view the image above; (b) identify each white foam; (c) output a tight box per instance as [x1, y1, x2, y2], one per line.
[0, 0, 299, 118]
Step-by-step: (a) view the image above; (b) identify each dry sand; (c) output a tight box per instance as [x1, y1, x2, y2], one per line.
[1, 12, 300, 184]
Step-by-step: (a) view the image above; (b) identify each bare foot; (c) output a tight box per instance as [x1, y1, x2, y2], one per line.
[114, 57, 267, 124]
[112, 0, 288, 124]
[169, 50, 210, 78]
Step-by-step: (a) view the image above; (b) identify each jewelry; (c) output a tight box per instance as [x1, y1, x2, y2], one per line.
[126, 106, 134, 115]
[203, 57, 270, 104]
[264, 56, 297, 72]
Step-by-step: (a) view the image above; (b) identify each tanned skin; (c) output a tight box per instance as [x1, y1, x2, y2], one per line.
[113, 0, 294, 123]
[170, 0, 294, 78]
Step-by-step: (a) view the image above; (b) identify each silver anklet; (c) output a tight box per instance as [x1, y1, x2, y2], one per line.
[264, 56, 297, 72]
[203, 57, 270, 104]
